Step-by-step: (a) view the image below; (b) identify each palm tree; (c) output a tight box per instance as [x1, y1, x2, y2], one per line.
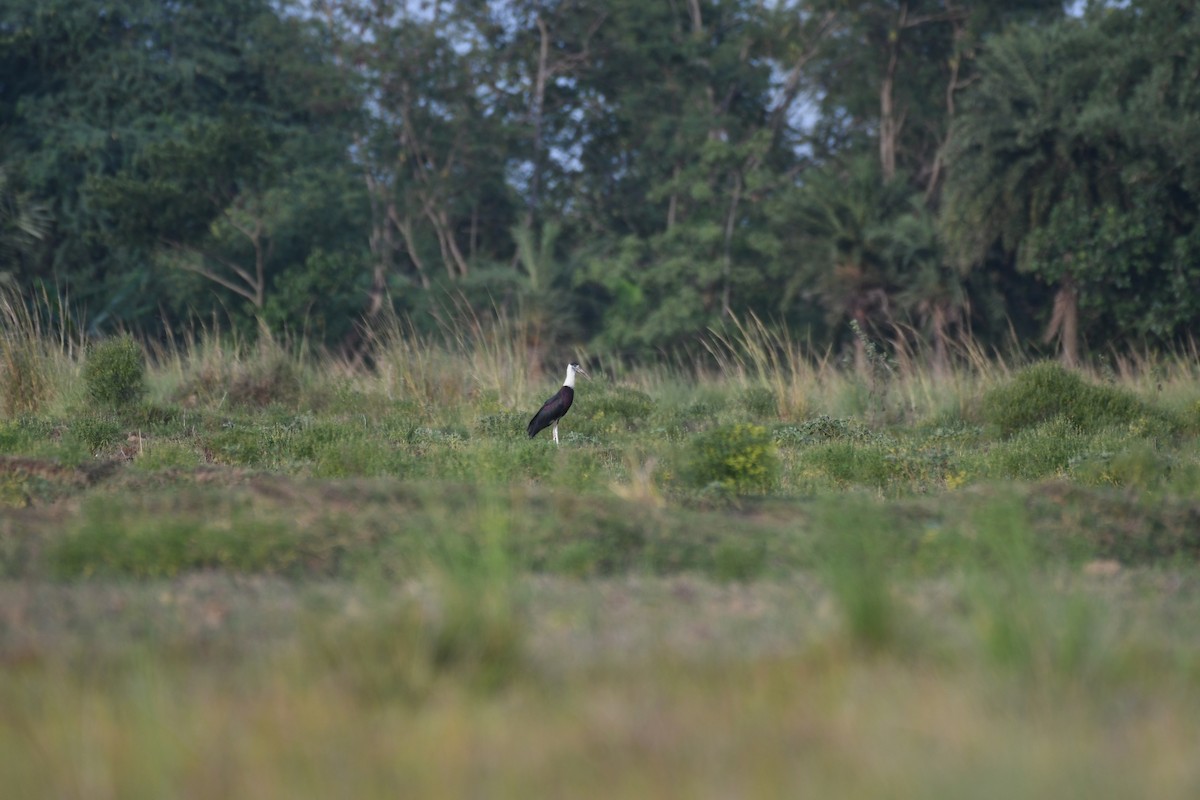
[886, 204, 966, 377]
[940, 20, 1118, 365]
[786, 155, 962, 372]
[0, 168, 49, 272]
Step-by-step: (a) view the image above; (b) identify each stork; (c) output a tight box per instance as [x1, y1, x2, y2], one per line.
[527, 362, 588, 445]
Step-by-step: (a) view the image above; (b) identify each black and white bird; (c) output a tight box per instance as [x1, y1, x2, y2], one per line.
[527, 362, 588, 445]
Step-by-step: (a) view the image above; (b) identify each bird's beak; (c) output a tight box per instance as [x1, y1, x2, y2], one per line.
[576, 366, 589, 379]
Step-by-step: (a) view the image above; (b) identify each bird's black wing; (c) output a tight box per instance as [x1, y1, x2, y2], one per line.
[527, 388, 571, 438]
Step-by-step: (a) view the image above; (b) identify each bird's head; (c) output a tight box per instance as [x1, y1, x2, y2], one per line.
[563, 362, 588, 387]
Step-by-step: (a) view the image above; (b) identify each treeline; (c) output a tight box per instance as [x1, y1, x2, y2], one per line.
[2, 0, 1198, 364]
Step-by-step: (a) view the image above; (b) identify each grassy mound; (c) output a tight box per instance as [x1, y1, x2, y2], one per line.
[980, 362, 1181, 437]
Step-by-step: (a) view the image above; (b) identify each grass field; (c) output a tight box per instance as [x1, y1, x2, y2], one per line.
[3, 311, 1200, 798]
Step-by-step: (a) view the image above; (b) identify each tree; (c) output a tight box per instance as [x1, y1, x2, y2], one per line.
[0, 168, 49, 273]
[940, 20, 1120, 364]
[806, 0, 1064, 193]
[568, 0, 825, 350]
[322, 0, 520, 312]
[777, 155, 954, 369]
[2, 0, 362, 335]
[942, 4, 1200, 359]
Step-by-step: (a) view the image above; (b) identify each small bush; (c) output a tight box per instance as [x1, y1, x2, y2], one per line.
[981, 362, 1179, 437]
[228, 354, 302, 408]
[774, 415, 876, 447]
[475, 411, 527, 438]
[740, 386, 778, 417]
[173, 341, 303, 409]
[799, 441, 894, 489]
[682, 422, 779, 494]
[83, 335, 146, 409]
[984, 416, 1090, 480]
[588, 387, 655, 422]
[132, 441, 202, 471]
[68, 414, 123, 455]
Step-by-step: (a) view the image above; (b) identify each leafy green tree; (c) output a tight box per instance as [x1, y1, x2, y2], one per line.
[322, 0, 520, 304]
[570, 0, 815, 350]
[2, 0, 363, 335]
[0, 167, 49, 274]
[940, 20, 1121, 364]
[774, 1, 1064, 361]
[942, 4, 1200, 358]
[806, 0, 1063, 190]
[775, 155, 959, 369]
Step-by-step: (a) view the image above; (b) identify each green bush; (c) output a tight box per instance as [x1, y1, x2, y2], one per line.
[132, 441, 202, 471]
[980, 362, 1179, 437]
[799, 441, 896, 490]
[774, 415, 876, 447]
[475, 411, 527, 438]
[740, 386, 777, 417]
[587, 387, 655, 422]
[69, 414, 123, 455]
[682, 422, 779, 494]
[83, 334, 146, 409]
[983, 416, 1090, 480]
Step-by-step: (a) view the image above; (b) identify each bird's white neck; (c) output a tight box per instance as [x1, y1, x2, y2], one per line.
[563, 366, 576, 388]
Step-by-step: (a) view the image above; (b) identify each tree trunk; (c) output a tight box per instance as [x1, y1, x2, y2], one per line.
[1042, 274, 1080, 367]
[879, 4, 907, 182]
[527, 15, 551, 226]
[721, 173, 742, 317]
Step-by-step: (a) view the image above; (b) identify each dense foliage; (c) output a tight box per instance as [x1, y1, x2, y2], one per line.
[2, 0, 1197, 360]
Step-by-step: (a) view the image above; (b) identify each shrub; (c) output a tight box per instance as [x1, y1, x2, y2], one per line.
[984, 417, 1089, 480]
[132, 441, 202, 472]
[799, 441, 896, 490]
[588, 386, 655, 422]
[227, 353, 301, 407]
[774, 415, 876, 447]
[980, 362, 1179, 437]
[682, 422, 779, 494]
[572, 386, 655, 437]
[83, 334, 146, 409]
[475, 411, 527, 438]
[173, 339, 303, 409]
[740, 386, 777, 417]
[69, 414, 123, 455]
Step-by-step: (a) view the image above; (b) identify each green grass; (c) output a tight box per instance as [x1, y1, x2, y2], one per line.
[3, 322, 1200, 797]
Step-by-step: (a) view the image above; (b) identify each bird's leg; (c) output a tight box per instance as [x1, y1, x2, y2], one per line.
[552, 422, 559, 445]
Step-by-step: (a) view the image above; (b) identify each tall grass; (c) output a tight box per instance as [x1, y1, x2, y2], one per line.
[701, 311, 830, 419]
[353, 302, 541, 411]
[148, 318, 308, 409]
[0, 287, 81, 417]
[699, 312, 1038, 423]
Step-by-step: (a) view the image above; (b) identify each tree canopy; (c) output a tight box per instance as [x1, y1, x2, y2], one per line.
[2, 0, 1197, 362]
